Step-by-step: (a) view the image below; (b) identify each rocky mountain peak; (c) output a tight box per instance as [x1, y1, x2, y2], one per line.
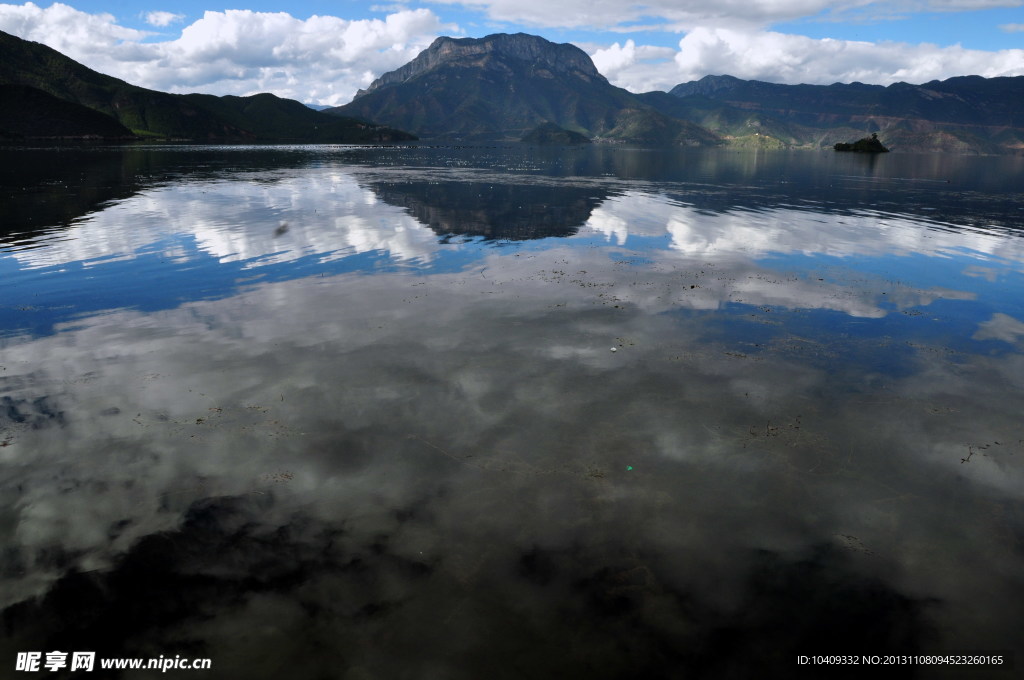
[669, 75, 744, 98]
[354, 33, 604, 99]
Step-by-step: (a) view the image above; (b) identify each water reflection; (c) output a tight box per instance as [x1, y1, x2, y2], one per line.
[1, 145, 1022, 678]
[366, 180, 604, 240]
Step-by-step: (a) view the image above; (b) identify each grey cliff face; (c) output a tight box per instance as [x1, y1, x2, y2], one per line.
[669, 75, 744, 98]
[354, 33, 605, 99]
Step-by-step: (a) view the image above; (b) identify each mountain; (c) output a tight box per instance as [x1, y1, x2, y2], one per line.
[327, 33, 720, 146]
[0, 29, 414, 142]
[658, 74, 1024, 154]
[0, 84, 132, 139]
[7, 24, 1017, 153]
[176, 92, 415, 143]
[635, 90, 799, 149]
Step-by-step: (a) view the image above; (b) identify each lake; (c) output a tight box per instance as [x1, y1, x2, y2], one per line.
[1, 143, 1022, 678]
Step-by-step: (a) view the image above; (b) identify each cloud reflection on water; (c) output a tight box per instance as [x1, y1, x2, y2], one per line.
[2, 245, 1022, 669]
[7, 170, 443, 271]
[1, 148, 1022, 677]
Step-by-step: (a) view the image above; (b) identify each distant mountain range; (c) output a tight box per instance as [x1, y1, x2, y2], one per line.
[327, 34, 718, 146]
[2, 27, 1021, 153]
[653, 74, 1024, 153]
[328, 33, 1024, 153]
[0, 29, 414, 142]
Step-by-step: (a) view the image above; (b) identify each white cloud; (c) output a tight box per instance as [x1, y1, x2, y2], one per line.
[1, 1, 1022, 103]
[590, 39, 676, 76]
[0, 3, 457, 105]
[585, 28, 1024, 91]
[590, 39, 638, 74]
[426, 0, 1024, 32]
[144, 10, 183, 27]
[1000, 23, 1024, 31]
[428, 0, 834, 31]
[0, 2, 150, 58]
[585, 39, 680, 92]
[672, 27, 1024, 85]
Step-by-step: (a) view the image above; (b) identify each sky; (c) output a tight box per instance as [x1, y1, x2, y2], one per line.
[0, 0, 1022, 106]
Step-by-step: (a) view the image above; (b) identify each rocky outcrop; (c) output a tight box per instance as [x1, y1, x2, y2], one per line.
[354, 33, 603, 99]
[834, 133, 889, 152]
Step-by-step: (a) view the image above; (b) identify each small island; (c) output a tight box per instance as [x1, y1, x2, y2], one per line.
[834, 132, 889, 153]
[521, 122, 591, 145]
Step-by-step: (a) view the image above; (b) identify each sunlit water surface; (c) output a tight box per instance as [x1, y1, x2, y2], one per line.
[1, 144, 1023, 678]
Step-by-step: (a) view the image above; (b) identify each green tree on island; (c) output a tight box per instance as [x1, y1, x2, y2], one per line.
[835, 132, 889, 152]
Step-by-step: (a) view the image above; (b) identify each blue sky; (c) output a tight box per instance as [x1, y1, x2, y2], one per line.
[1, 0, 1022, 104]
[48, 0, 1024, 50]
[773, 7, 1024, 50]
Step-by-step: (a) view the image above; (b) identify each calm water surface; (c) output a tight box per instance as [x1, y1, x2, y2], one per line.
[1, 144, 1023, 678]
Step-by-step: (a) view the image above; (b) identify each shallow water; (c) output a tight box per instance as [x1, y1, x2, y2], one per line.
[1, 144, 1022, 678]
